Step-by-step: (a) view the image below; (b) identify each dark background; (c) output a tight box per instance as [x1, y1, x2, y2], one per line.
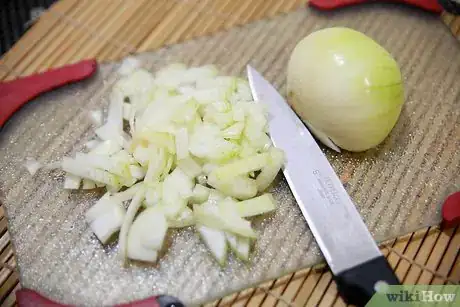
[0, 0, 56, 55]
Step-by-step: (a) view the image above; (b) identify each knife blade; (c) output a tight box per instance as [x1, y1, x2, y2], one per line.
[247, 65, 400, 306]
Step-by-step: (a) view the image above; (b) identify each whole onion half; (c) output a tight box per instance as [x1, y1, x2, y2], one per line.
[287, 27, 404, 152]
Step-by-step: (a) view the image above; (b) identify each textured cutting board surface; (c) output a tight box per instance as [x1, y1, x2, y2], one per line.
[1, 3, 460, 307]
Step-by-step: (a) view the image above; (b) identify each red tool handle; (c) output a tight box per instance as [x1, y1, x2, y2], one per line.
[442, 191, 460, 229]
[309, 0, 443, 13]
[16, 288, 183, 307]
[0, 59, 98, 127]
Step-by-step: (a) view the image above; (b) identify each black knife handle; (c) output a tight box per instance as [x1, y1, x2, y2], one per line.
[334, 256, 400, 307]
[155, 295, 185, 307]
[438, 0, 460, 14]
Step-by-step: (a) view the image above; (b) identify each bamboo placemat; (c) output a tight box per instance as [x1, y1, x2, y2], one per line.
[0, 1, 459, 306]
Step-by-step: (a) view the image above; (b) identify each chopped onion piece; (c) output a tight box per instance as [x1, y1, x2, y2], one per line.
[177, 157, 201, 178]
[256, 148, 284, 191]
[64, 173, 81, 189]
[42, 161, 61, 170]
[174, 128, 189, 160]
[197, 174, 207, 185]
[115, 68, 155, 99]
[190, 184, 210, 204]
[232, 105, 245, 122]
[169, 207, 195, 228]
[133, 131, 175, 154]
[126, 208, 164, 262]
[86, 193, 113, 223]
[189, 124, 239, 161]
[74, 152, 127, 178]
[89, 140, 121, 156]
[163, 168, 194, 200]
[197, 225, 227, 266]
[193, 203, 257, 238]
[86, 194, 126, 244]
[221, 122, 244, 139]
[207, 175, 257, 200]
[85, 139, 100, 150]
[88, 109, 102, 126]
[127, 245, 157, 263]
[208, 152, 269, 181]
[118, 188, 145, 263]
[226, 233, 250, 261]
[123, 103, 132, 121]
[131, 208, 168, 250]
[112, 182, 144, 202]
[161, 155, 174, 180]
[24, 158, 42, 175]
[145, 184, 162, 207]
[144, 148, 166, 183]
[95, 181, 105, 188]
[89, 204, 125, 244]
[207, 189, 225, 204]
[82, 179, 97, 189]
[129, 165, 145, 180]
[234, 194, 276, 218]
[133, 146, 151, 167]
[117, 57, 141, 76]
[202, 163, 218, 175]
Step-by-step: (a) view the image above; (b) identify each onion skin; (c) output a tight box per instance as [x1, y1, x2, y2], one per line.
[287, 27, 404, 152]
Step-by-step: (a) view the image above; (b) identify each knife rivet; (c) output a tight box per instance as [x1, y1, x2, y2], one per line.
[374, 280, 390, 293]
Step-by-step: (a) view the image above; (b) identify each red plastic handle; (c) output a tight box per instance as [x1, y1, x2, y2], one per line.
[309, 0, 443, 13]
[442, 191, 460, 229]
[16, 288, 183, 307]
[0, 59, 98, 127]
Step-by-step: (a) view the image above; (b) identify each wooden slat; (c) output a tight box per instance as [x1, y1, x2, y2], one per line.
[0, 256, 17, 299]
[450, 254, 460, 281]
[0, 232, 10, 252]
[165, 0, 214, 45]
[274, 269, 311, 306]
[305, 271, 333, 306]
[403, 230, 441, 284]
[104, 1, 176, 61]
[0, 218, 8, 237]
[292, 268, 326, 305]
[182, 0, 228, 40]
[417, 227, 455, 284]
[431, 227, 460, 284]
[318, 279, 339, 307]
[201, 0, 239, 36]
[71, 1, 144, 61]
[0, 271, 19, 302]
[0, 0, 80, 80]
[6, 0, 88, 79]
[0, 1, 459, 306]
[245, 280, 276, 307]
[393, 230, 429, 282]
[38, 0, 105, 69]
[2, 283, 21, 307]
[52, 0, 128, 67]
[259, 274, 293, 307]
[136, 2, 196, 51]
[222, 0, 257, 29]
[332, 296, 348, 307]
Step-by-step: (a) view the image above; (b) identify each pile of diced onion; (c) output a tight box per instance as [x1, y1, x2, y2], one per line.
[28, 59, 285, 265]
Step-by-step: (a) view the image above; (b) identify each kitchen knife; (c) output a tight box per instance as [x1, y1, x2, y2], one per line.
[247, 66, 400, 307]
